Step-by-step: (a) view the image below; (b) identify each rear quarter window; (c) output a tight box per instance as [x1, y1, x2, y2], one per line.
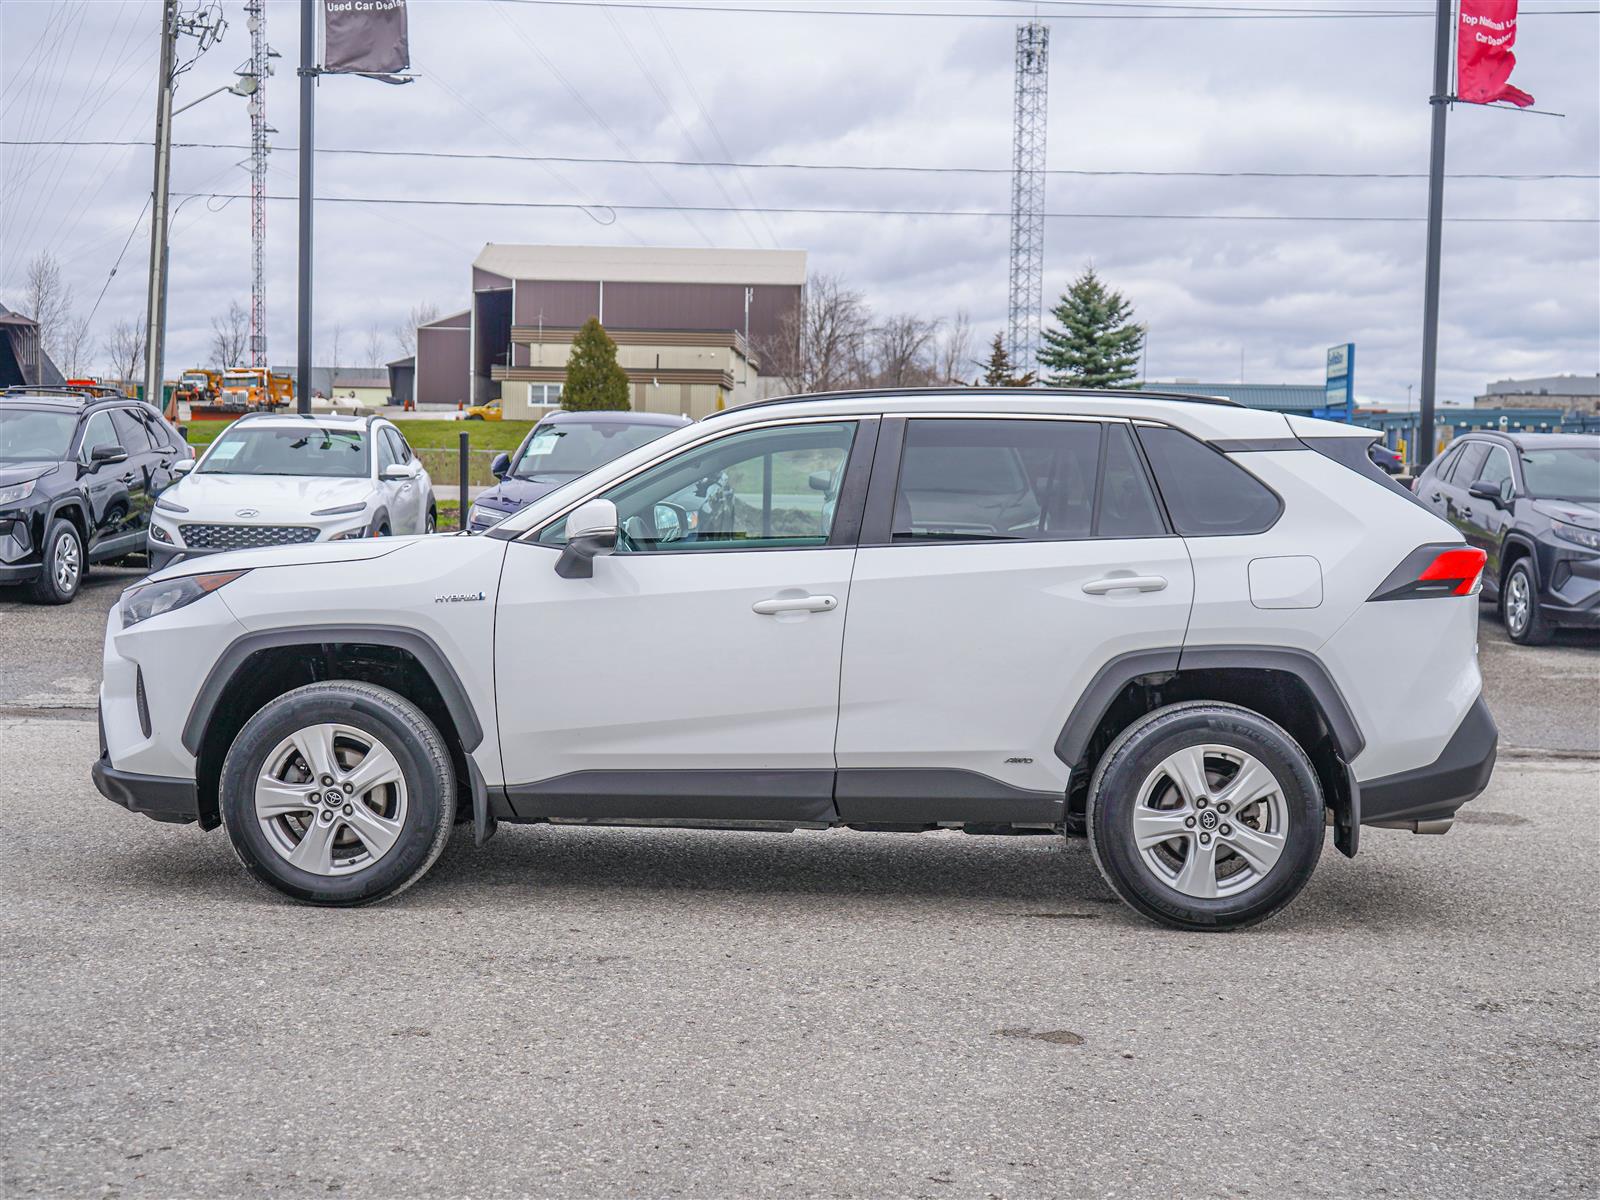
[1135, 425, 1282, 536]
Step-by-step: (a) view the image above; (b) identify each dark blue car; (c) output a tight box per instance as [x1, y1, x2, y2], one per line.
[467, 409, 691, 533]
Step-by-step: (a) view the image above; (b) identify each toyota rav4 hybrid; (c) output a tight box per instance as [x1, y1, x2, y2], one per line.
[146, 413, 435, 570]
[92, 389, 1498, 931]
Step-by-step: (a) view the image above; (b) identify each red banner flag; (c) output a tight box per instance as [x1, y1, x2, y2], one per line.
[1457, 0, 1535, 107]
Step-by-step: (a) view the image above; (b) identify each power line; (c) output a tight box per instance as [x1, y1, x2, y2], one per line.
[494, 0, 1600, 19]
[173, 191, 1600, 223]
[11, 140, 1595, 182]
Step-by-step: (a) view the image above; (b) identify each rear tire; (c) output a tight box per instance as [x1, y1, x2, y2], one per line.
[218, 682, 455, 906]
[1086, 701, 1324, 932]
[26, 518, 85, 605]
[1502, 558, 1551, 645]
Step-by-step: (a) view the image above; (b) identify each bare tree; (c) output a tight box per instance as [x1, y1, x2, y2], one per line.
[392, 302, 440, 358]
[364, 324, 388, 366]
[870, 313, 941, 388]
[209, 300, 249, 367]
[936, 309, 973, 385]
[755, 272, 872, 394]
[103, 319, 145, 389]
[59, 313, 93, 378]
[22, 252, 75, 366]
[326, 321, 345, 369]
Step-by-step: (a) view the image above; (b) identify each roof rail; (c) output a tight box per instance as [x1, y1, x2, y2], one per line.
[701, 385, 1240, 421]
[2, 384, 105, 402]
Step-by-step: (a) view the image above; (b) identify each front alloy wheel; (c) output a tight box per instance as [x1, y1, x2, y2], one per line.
[220, 681, 456, 905]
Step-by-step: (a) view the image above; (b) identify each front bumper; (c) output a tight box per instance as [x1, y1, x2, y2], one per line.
[1359, 695, 1498, 828]
[92, 752, 201, 825]
[1541, 550, 1600, 629]
[0, 510, 42, 582]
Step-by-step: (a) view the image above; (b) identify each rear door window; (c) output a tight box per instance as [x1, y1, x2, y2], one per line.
[1134, 425, 1282, 536]
[110, 408, 155, 452]
[1449, 442, 1490, 486]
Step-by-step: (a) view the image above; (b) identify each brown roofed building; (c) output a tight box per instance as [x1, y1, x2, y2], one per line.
[415, 244, 807, 419]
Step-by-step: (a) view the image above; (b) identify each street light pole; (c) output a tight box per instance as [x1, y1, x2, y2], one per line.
[296, 0, 316, 414]
[141, 0, 178, 406]
[1417, 0, 1453, 467]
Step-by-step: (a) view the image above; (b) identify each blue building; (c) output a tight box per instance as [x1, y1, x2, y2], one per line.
[1145, 382, 1333, 415]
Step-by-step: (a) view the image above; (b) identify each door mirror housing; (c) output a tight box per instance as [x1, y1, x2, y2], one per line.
[1468, 479, 1510, 508]
[491, 452, 511, 479]
[173, 458, 195, 477]
[89, 444, 128, 466]
[380, 462, 419, 482]
[555, 498, 618, 579]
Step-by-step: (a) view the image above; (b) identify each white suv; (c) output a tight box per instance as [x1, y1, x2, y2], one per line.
[94, 389, 1496, 930]
[146, 413, 435, 570]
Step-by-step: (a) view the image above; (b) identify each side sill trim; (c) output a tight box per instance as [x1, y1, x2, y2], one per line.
[181, 625, 485, 755]
[503, 769, 838, 824]
[835, 768, 1064, 825]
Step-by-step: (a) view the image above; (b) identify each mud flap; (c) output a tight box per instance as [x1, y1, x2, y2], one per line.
[468, 756, 497, 846]
[1334, 758, 1360, 859]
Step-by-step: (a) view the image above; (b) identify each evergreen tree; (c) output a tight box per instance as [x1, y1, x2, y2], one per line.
[562, 317, 631, 411]
[1036, 266, 1144, 388]
[976, 331, 1035, 387]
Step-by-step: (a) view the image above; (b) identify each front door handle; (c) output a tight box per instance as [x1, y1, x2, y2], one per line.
[752, 594, 838, 615]
[1082, 575, 1168, 595]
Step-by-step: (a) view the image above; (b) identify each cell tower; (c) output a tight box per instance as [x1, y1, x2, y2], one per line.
[1007, 21, 1050, 373]
[245, 0, 271, 368]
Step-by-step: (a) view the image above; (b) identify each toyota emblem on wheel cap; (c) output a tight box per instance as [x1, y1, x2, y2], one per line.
[235, 508, 259, 518]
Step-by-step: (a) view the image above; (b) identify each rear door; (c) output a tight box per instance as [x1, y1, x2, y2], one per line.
[108, 407, 161, 533]
[834, 416, 1194, 822]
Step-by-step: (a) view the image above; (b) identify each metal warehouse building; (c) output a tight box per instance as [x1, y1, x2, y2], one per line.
[413, 244, 807, 420]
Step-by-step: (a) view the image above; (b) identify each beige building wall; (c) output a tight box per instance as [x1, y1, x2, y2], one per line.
[496, 336, 766, 421]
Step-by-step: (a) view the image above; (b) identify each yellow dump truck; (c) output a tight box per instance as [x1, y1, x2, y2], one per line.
[194, 367, 295, 419]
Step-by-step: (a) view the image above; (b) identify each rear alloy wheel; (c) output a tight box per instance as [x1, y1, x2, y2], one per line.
[1087, 702, 1324, 931]
[425, 507, 437, 535]
[27, 518, 85, 605]
[219, 682, 455, 905]
[1502, 558, 1551, 645]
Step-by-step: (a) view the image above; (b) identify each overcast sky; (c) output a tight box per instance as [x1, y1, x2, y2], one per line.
[2, 0, 1596, 406]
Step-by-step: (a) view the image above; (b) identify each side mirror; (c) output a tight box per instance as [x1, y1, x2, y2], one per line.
[491, 452, 511, 479]
[380, 462, 418, 482]
[808, 469, 833, 494]
[652, 501, 688, 543]
[555, 498, 618, 579]
[173, 459, 195, 476]
[1468, 480, 1507, 507]
[90, 444, 128, 466]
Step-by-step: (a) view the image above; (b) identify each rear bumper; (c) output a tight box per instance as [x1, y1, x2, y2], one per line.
[1359, 695, 1498, 827]
[91, 752, 200, 825]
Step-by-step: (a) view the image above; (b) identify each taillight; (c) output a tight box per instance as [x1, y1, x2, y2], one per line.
[1369, 544, 1487, 601]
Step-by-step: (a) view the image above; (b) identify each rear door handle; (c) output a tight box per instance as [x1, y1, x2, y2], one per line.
[1083, 575, 1168, 595]
[752, 594, 838, 615]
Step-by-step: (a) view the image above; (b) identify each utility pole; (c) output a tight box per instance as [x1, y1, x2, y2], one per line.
[1418, 0, 1453, 466]
[142, 0, 179, 406]
[245, 0, 273, 370]
[296, 0, 316, 414]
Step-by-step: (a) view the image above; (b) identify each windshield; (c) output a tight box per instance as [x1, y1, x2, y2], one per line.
[199, 426, 368, 478]
[0, 408, 77, 461]
[512, 420, 675, 479]
[1521, 445, 1600, 503]
[222, 372, 257, 388]
[182, 372, 210, 385]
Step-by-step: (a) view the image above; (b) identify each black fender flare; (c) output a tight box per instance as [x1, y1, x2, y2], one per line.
[1499, 531, 1541, 587]
[181, 624, 485, 755]
[1054, 644, 1366, 768]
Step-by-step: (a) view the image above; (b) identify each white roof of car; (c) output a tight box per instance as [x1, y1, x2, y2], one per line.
[228, 414, 374, 431]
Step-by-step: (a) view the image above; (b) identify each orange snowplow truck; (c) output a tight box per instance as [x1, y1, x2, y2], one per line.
[173, 369, 221, 409]
[194, 367, 295, 418]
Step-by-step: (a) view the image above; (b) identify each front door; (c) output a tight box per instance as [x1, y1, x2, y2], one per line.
[78, 409, 147, 556]
[494, 418, 871, 822]
[1462, 442, 1516, 585]
[835, 416, 1196, 823]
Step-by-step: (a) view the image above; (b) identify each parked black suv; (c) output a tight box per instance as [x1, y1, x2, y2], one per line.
[1413, 430, 1600, 643]
[0, 388, 191, 604]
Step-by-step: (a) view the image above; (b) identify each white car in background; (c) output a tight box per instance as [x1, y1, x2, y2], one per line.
[147, 413, 435, 570]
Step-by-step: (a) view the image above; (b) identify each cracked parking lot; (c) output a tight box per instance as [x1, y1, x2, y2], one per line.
[2, 573, 1597, 1198]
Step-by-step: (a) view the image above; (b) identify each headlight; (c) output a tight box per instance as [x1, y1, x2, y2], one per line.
[149, 523, 173, 544]
[469, 503, 508, 528]
[120, 570, 248, 628]
[155, 495, 188, 513]
[312, 501, 367, 517]
[1553, 521, 1600, 551]
[0, 479, 37, 507]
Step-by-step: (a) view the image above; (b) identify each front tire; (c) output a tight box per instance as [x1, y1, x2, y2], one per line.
[1502, 558, 1551, 645]
[219, 682, 456, 905]
[27, 518, 85, 605]
[1086, 702, 1324, 932]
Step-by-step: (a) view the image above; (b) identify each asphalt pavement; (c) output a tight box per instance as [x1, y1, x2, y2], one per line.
[1, 567, 1597, 1198]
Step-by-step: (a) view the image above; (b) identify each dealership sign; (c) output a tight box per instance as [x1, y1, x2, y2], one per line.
[323, 0, 410, 75]
[1325, 343, 1354, 410]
